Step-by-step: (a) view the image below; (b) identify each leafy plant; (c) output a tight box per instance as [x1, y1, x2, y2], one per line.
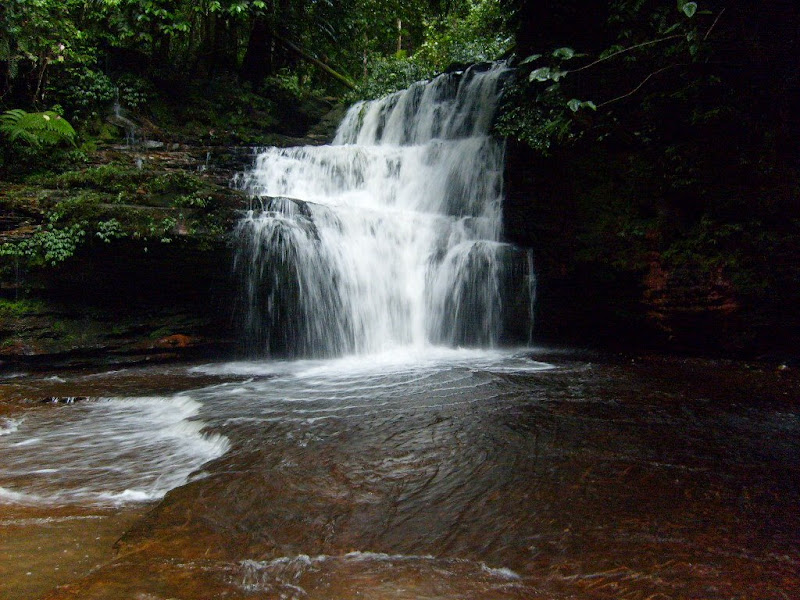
[0, 109, 77, 147]
[95, 219, 124, 243]
[56, 68, 117, 123]
[0, 217, 87, 267]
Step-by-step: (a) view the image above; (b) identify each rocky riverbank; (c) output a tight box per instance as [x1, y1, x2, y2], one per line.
[0, 103, 346, 370]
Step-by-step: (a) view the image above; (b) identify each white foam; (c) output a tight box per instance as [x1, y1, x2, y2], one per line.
[0, 515, 103, 526]
[96, 489, 159, 503]
[0, 396, 230, 507]
[481, 564, 521, 580]
[238, 551, 522, 592]
[0, 486, 43, 504]
[0, 417, 22, 436]
[193, 347, 552, 380]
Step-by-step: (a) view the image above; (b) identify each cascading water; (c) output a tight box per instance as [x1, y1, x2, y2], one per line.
[234, 62, 535, 357]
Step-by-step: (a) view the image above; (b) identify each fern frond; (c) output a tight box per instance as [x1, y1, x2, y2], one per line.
[0, 110, 77, 147]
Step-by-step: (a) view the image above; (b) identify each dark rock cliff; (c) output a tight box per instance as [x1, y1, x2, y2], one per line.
[503, 138, 800, 358]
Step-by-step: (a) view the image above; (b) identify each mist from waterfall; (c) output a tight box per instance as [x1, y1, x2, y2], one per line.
[234, 62, 534, 357]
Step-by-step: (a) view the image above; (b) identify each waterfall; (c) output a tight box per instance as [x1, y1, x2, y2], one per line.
[234, 62, 535, 357]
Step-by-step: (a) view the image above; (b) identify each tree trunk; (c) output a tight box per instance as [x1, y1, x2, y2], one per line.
[241, 16, 273, 86]
[273, 34, 355, 90]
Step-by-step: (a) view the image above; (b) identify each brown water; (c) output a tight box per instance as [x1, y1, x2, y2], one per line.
[1, 350, 798, 599]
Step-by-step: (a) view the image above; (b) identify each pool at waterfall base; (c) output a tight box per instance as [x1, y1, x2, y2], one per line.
[1, 350, 798, 599]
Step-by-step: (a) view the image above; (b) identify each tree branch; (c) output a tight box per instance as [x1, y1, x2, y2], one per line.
[569, 35, 684, 74]
[273, 34, 355, 90]
[704, 7, 726, 41]
[597, 65, 678, 108]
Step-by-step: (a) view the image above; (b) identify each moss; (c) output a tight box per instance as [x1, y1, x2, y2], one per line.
[146, 171, 205, 197]
[0, 298, 48, 318]
[39, 164, 152, 193]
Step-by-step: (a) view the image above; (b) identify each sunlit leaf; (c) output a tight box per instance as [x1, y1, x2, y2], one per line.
[529, 67, 551, 82]
[552, 47, 575, 60]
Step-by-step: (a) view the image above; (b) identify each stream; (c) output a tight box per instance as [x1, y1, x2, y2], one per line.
[1, 350, 798, 599]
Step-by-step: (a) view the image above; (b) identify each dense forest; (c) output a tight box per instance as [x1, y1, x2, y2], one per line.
[0, 0, 798, 361]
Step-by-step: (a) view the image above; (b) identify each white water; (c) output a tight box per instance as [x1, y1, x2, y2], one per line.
[238, 552, 522, 598]
[235, 62, 535, 357]
[0, 396, 229, 506]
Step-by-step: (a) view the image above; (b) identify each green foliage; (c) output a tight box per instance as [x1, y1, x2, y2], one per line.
[45, 164, 151, 192]
[0, 216, 87, 267]
[678, 1, 698, 19]
[116, 75, 155, 111]
[0, 0, 85, 102]
[56, 68, 117, 123]
[352, 56, 433, 100]
[349, 0, 512, 101]
[1, 0, 517, 117]
[0, 298, 48, 318]
[263, 69, 311, 102]
[0, 109, 77, 147]
[567, 99, 596, 112]
[173, 193, 210, 209]
[148, 171, 203, 195]
[499, 1, 724, 152]
[412, 0, 511, 73]
[95, 219, 125, 243]
[496, 76, 575, 155]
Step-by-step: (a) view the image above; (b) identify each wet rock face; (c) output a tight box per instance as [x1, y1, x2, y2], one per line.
[40, 396, 88, 404]
[502, 139, 797, 357]
[642, 256, 743, 351]
[0, 103, 348, 369]
[0, 239, 239, 369]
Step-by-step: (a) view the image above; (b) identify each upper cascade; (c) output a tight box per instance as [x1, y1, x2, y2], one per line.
[234, 62, 534, 358]
[333, 62, 512, 146]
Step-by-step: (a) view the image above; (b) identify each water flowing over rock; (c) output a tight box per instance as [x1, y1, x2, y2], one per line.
[235, 63, 535, 357]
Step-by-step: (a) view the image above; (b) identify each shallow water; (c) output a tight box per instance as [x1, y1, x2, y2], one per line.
[1, 349, 798, 599]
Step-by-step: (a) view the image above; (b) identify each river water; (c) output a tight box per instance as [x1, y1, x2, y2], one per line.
[1, 350, 798, 599]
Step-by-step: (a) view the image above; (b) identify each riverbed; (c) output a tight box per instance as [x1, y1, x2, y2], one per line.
[1, 349, 798, 599]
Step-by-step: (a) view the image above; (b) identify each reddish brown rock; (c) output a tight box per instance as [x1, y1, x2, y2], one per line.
[153, 334, 196, 349]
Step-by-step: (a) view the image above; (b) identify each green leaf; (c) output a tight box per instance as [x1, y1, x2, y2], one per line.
[552, 47, 575, 60]
[529, 67, 551, 82]
[567, 99, 598, 112]
[519, 53, 541, 65]
[683, 2, 697, 17]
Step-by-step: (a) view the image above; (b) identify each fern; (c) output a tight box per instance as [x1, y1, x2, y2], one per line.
[0, 109, 77, 147]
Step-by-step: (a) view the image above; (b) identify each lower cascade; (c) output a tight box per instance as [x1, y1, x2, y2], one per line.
[234, 62, 535, 357]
